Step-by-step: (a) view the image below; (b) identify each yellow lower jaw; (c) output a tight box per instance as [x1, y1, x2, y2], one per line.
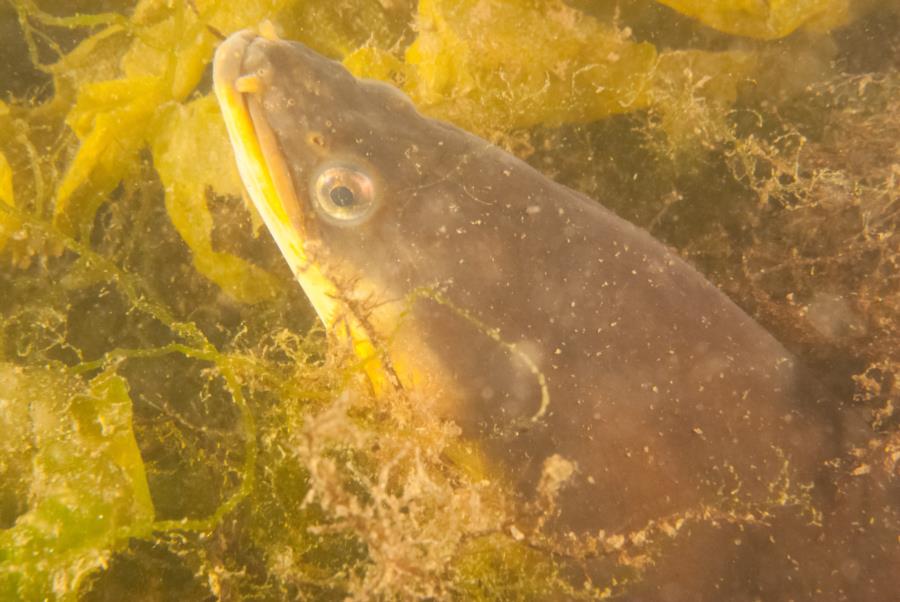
[213, 31, 396, 394]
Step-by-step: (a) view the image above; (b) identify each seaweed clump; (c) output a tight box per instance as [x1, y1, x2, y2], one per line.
[1, 0, 898, 599]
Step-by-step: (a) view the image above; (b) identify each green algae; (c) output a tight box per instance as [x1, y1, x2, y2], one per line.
[0, 147, 16, 253]
[393, 0, 657, 133]
[0, 366, 153, 600]
[344, 0, 764, 142]
[150, 94, 281, 304]
[654, 0, 852, 39]
[1, 0, 898, 599]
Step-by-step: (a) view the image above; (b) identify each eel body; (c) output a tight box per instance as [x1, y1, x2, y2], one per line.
[214, 30, 875, 599]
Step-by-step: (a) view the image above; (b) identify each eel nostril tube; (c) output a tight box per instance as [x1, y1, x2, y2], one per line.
[235, 74, 263, 94]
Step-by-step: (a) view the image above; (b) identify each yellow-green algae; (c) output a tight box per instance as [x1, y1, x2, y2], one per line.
[0, 366, 153, 600]
[654, 0, 853, 39]
[0, 0, 898, 599]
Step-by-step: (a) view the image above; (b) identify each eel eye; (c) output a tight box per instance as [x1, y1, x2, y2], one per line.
[311, 162, 377, 225]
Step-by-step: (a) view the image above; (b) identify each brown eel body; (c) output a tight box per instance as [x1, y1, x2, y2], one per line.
[214, 31, 891, 600]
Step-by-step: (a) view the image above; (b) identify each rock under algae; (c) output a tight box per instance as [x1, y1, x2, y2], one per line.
[0, 0, 898, 599]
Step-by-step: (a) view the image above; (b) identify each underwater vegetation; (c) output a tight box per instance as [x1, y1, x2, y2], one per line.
[0, 0, 897, 599]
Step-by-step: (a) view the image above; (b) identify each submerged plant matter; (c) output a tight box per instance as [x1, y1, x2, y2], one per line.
[1, 0, 897, 598]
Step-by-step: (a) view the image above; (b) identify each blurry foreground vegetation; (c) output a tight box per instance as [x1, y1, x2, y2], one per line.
[0, 0, 898, 599]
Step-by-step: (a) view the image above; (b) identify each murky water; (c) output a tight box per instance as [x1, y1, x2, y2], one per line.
[1, 1, 897, 600]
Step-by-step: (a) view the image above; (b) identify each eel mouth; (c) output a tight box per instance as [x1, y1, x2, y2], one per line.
[213, 29, 340, 328]
[213, 30, 301, 256]
[213, 29, 403, 395]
